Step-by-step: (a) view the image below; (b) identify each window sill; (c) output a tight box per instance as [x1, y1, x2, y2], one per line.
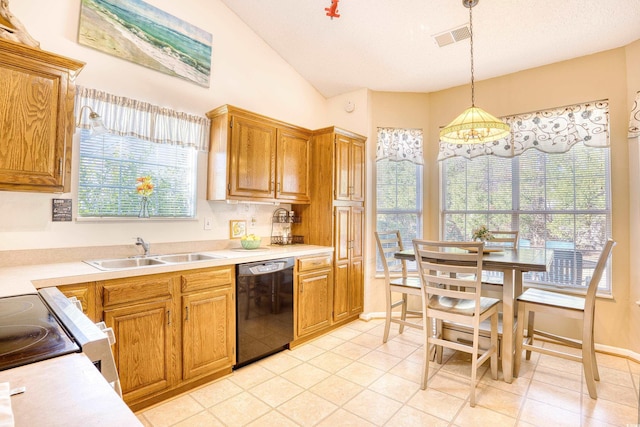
[75, 217, 198, 223]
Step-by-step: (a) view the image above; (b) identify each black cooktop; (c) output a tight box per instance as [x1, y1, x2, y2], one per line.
[0, 294, 80, 371]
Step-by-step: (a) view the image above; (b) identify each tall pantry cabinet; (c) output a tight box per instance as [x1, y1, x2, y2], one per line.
[293, 127, 366, 324]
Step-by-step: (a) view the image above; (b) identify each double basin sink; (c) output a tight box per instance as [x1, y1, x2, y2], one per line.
[85, 252, 224, 271]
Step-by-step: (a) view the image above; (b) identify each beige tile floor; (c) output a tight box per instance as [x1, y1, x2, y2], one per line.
[137, 319, 640, 426]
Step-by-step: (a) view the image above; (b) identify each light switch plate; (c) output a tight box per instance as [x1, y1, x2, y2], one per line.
[204, 217, 213, 230]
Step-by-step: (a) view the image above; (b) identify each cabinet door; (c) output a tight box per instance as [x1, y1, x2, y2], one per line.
[182, 286, 234, 380]
[0, 41, 83, 193]
[0, 62, 64, 190]
[228, 115, 276, 198]
[276, 128, 310, 203]
[349, 206, 365, 315]
[58, 283, 97, 321]
[350, 139, 365, 202]
[333, 206, 351, 322]
[334, 135, 352, 201]
[297, 268, 333, 337]
[104, 300, 173, 403]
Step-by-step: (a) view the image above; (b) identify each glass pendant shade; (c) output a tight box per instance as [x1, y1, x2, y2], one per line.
[439, 0, 510, 145]
[439, 105, 510, 144]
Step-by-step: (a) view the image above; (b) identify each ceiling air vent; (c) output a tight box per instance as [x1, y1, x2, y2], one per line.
[432, 24, 470, 47]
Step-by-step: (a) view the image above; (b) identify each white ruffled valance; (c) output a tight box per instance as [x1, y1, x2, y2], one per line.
[629, 91, 640, 139]
[376, 127, 424, 165]
[75, 86, 210, 151]
[438, 100, 609, 160]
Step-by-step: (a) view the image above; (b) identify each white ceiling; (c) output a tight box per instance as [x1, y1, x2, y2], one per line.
[220, 0, 640, 98]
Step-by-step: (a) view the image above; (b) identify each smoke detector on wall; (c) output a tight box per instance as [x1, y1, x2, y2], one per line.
[432, 24, 471, 48]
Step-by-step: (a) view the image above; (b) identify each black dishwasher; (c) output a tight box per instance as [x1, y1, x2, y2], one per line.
[235, 257, 295, 368]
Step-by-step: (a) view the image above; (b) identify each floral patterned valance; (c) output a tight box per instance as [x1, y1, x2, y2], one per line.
[629, 91, 640, 139]
[438, 100, 609, 161]
[376, 127, 424, 165]
[75, 86, 210, 151]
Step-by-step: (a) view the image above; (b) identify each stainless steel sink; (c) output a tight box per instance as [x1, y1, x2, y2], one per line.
[84, 252, 224, 271]
[85, 257, 167, 270]
[152, 253, 220, 263]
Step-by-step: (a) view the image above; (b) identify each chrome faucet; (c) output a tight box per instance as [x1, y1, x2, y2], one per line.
[135, 237, 150, 256]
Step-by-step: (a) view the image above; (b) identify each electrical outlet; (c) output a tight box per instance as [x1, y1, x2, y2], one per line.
[250, 217, 256, 228]
[204, 217, 213, 230]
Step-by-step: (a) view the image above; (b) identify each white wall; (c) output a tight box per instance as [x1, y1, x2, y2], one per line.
[0, 0, 331, 250]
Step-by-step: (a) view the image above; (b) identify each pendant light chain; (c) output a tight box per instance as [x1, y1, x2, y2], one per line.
[469, 3, 475, 107]
[438, 0, 511, 144]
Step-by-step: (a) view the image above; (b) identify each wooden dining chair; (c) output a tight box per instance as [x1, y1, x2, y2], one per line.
[413, 239, 500, 406]
[375, 230, 423, 343]
[514, 239, 616, 399]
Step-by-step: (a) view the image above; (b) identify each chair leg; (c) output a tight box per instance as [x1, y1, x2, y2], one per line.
[469, 329, 480, 407]
[490, 312, 498, 380]
[525, 310, 535, 361]
[435, 319, 443, 364]
[398, 293, 408, 335]
[514, 303, 526, 378]
[583, 320, 598, 399]
[590, 321, 600, 382]
[421, 315, 430, 390]
[383, 290, 392, 343]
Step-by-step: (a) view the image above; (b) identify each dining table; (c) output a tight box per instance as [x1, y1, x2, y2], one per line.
[395, 246, 552, 383]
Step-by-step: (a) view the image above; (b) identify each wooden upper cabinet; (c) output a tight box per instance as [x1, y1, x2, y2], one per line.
[0, 39, 84, 193]
[277, 127, 310, 203]
[334, 133, 365, 202]
[228, 115, 276, 199]
[206, 105, 311, 203]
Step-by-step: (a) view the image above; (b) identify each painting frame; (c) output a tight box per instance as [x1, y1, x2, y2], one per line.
[78, 0, 212, 87]
[229, 220, 246, 239]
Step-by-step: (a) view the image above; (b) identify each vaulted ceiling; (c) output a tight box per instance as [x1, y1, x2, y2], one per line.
[221, 0, 640, 98]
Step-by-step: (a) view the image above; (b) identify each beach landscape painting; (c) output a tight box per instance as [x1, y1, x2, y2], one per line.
[78, 0, 212, 87]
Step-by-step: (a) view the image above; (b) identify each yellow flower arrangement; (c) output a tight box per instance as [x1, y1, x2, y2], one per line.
[136, 176, 154, 197]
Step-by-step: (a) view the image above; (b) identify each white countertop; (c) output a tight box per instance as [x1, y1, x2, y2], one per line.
[0, 244, 334, 298]
[0, 353, 142, 427]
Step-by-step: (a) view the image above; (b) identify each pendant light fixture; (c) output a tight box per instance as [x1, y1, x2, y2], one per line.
[439, 0, 510, 144]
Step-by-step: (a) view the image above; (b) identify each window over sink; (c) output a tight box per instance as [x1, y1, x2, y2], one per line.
[75, 87, 209, 219]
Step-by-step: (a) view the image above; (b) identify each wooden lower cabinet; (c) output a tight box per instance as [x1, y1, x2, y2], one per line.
[182, 278, 235, 380]
[295, 255, 333, 338]
[104, 299, 173, 402]
[92, 266, 235, 409]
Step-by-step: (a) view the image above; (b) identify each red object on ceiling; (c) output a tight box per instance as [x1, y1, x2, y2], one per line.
[325, 0, 340, 19]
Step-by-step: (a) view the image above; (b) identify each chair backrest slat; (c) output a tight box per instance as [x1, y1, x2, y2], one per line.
[487, 230, 518, 248]
[375, 230, 408, 280]
[413, 239, 484, 303]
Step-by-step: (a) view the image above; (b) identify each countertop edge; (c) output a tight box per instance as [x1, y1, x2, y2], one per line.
[0, 245, 334, 298]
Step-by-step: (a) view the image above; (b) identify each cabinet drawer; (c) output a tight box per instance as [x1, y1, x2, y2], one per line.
[181, 266, 234, 293]
[102, 274, 174, 307]
[297, 254, 333, 272]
